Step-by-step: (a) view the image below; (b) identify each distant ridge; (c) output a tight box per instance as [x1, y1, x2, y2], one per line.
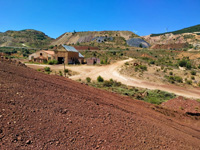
[151, 24, 200, 37]
[0, 29, 53, 48]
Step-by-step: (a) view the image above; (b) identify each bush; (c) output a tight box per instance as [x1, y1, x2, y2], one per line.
[48, 59, 58, 65]
[191, 70, 196, 75]
[178, 59, 192, 69]
[169, 72, 173, 75]
[174, 76, 183, 83]
[97, 76, 104, 82]
[59, 70, 63, 76]
[191, 76, 195, 80]
[144, 90, 175, 105]
[44, 67, 51, 72]
[86, 77, 91, 83]
[166, 75, 183, 83]
[64, 69, 69, 73]
[125, 62, 129, 65]
[198, 65, 200, 69]
[186, 80, 192, 85]
[135, 65, 147, 72]
[103, 80, 113, 87]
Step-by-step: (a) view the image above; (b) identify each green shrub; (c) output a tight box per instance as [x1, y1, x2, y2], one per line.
[178, 59, 192, 69]
[97, 76, 104, 82]
[169, 72, 173, 75]
[144, 90, 175, 105]
[174, 76, 183, 83]
[64, 69, 69, 73]
[48, 59, 58, 65]
[125, 62, 129, 65]
[86, 77, 91, 83]
[44, 67, 51, 72]
[135, 65, 147, 72]
[59, 70, 63, 76]
[191, 70, 196, 75]
[186, 80, 192, 85]
[198, 65, 200, 69]
[103, 80, 113, 87]
[191, 76, 195, 80]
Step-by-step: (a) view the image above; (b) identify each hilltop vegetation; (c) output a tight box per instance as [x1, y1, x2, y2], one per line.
[151, 24, 200, 37]
[0, 29, 53, 48]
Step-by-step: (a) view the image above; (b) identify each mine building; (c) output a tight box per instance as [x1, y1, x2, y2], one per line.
[29, 45, 84, 64]
[29, 50, 55, 63]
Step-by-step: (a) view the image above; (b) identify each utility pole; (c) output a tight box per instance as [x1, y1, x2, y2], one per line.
[63, 58, 66, 77]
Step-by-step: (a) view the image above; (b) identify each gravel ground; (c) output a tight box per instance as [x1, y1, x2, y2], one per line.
[0, 60, 200, 149]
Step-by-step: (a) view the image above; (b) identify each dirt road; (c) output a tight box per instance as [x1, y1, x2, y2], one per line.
[26, 59, 200, 99]
[1, 60, 200, 149]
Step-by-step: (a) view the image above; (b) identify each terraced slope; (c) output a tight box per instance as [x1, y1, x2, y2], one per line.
[0, 60, 199, 149]
[51, 31, 150, 48]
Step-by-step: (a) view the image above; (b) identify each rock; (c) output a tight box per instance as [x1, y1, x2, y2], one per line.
[26, 140, 32, 144]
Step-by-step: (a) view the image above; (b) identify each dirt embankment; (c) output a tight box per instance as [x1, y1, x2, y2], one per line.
[1, 61, 200, 149]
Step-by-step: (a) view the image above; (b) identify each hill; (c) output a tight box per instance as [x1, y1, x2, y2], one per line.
[51, 31, 150, 49]
[143, 25, 200, 50]
[0, 59, 200, 149]
[0, 29, 54, 48]
[151, 24, 200, 37]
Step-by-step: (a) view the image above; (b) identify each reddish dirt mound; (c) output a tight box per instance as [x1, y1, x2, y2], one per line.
[162, 96, 200, 114]
[74, 46, 99, 50]
[0, 61, 200, 149]
[151, 43, 189, 50]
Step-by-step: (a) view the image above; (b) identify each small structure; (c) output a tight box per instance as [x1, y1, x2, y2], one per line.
[29, 50, 55, 63]
[86, 57, 101, 65]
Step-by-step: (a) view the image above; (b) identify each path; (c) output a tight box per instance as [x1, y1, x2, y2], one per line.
[26, 59, 200, 99]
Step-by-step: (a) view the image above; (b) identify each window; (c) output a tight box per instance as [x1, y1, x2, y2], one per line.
[40, 53, 42, 56]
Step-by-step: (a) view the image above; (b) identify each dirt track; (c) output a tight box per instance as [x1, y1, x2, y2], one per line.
[0, 61, 200, 149]
[27, 59, 200, 99]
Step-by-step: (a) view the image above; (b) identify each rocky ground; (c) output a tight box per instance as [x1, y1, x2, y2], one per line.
[0, 60, 200, 149]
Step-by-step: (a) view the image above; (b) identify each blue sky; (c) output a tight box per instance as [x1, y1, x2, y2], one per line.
[0, 0, 199, 38]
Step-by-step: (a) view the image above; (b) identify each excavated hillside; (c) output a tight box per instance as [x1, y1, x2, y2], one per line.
[51, 31, 150, 48]
[143, 24, 200, 50]
[143, 33, 200, 50]
[0, 60, 200, 149]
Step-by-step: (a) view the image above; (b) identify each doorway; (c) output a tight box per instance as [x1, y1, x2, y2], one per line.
[58, 57, 64, 64]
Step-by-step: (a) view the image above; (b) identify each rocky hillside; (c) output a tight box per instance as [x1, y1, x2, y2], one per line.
[143, 25, 200, 50]
[0, 29, 53, 48]
[51, 31, 150, 49]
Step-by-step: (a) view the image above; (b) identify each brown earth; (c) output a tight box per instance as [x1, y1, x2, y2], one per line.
[74, 46, 99, 51]
[162, 96, 200, 114]
[151, 43, 189, 50]
[0, 60, 200, 149]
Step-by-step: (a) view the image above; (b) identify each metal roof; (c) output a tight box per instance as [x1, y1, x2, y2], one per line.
[62, 44, 84, 58]
[79, 53, 84, 58]
[62, 44, 79, 52]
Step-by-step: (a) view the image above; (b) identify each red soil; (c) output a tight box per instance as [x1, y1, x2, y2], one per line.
[0, 60, 200, 149]
[74, 46, 99, 51]
[162, 96, 200, 114]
